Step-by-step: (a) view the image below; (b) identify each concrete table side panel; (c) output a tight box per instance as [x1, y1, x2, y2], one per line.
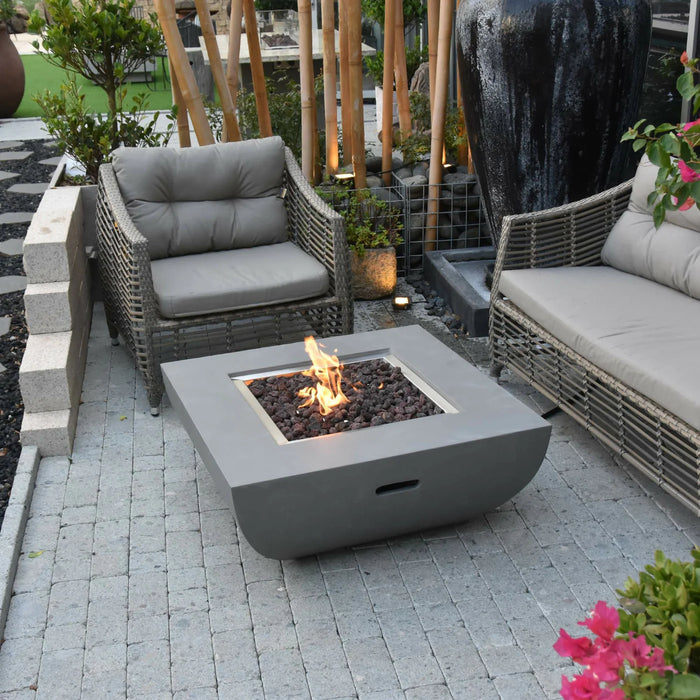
[163, 326, 551, 559]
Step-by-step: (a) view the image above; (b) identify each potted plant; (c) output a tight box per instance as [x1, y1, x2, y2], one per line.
[323, 185, 403, 299]
[0, 0, 25, 118]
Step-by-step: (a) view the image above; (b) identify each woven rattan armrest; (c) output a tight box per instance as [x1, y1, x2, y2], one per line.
[97, 163, 157, 308]
[491, 178, 633, 299]
[283, 148, 350, 300]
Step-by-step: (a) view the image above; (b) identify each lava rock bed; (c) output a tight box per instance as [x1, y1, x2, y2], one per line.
[247, 358, 443, 441]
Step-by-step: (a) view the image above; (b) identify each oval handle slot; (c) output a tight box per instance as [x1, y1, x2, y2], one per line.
[376, 479, 420, 495]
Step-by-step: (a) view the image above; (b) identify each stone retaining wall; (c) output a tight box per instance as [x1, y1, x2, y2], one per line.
[19, 186, 92, 456]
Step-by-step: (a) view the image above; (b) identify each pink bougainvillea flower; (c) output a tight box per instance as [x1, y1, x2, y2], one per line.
[588, 641, 625, 683]
[561, 672, 603, 700]
[554, 629, 597, 663]
[680, 197, 696, 210]
[598, 689, 626, 700]
[681, 50, 690, 65]
[578, 601, 619, 642]
[682, 118, 700, 132]
[621, 634, 676, 673]
[679, 160, 700, 183]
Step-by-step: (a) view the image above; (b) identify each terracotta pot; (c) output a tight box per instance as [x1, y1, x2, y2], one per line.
[0, 22, 25, 118]
[351, 247, 397, 300]
[455, 0, 651, 241]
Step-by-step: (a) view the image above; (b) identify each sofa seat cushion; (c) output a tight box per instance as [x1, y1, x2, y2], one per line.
[499, 266, 700, 431]
[601, 155, 700, 300]
[111, 137, 288, 260]
[151, 242, 329, 319]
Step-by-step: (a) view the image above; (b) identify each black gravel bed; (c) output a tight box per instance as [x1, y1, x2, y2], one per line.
[0, 292, 28, 519]
[0, 139, 59, 526]
[0, 222, 30, 244]
[248, 358, 443, 441]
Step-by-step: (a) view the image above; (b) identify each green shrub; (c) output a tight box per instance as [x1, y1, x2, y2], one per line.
[618, 549, 700, 674]
[397, 91, 467, 165]
[29, 0, 175, 181]
[317, 185, 402, 255]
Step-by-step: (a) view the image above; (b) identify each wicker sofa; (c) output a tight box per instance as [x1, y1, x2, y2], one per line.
[96, 137, 352, 414]
[490, 156, 700, 514]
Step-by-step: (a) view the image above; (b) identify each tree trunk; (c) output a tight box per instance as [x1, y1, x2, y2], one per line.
[298, 0, 316, 181]
[322, 0, 338, 176]
[242, 0, 272, 137]
[154, 0, 214, 144]
[426, 0, 454, 252]
[347, 0, 366, 188]
[381, 0, 396, 185]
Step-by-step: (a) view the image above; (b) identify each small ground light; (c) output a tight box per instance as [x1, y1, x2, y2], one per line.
[392, 296, 412, 310]
[333, 172, 354, 184]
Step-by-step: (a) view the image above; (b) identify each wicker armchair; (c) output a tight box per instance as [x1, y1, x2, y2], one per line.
[96, 138, 353, 415]
[490, 179, 700, 514]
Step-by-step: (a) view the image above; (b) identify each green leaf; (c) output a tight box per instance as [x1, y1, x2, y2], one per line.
[677, 70, 697, 100]
[647, 141, 663, 166]
[669, 673, 700, 698]
[653, 202, 667, 228]
[28, 550, 43, 558]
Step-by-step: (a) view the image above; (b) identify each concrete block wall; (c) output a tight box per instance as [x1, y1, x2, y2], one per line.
[19, 186, 92, 456]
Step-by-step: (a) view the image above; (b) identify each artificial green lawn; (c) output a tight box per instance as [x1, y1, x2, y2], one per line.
[16, 53, 176, 118]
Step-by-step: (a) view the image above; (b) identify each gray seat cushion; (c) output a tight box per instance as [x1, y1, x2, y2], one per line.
[601, 155, 700, 300]
[151, 241, 330, 318]
[499, 266, 700, 431]
[111, 137, 288, 260]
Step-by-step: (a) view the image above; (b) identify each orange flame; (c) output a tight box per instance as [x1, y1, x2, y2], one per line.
[297, 336, 349, 416]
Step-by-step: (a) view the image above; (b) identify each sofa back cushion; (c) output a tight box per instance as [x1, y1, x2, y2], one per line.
[111, 137, 288, 260]
[601, 154, 700, 300]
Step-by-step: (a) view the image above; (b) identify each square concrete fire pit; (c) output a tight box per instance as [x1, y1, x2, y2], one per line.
[162, 326, 551, 559]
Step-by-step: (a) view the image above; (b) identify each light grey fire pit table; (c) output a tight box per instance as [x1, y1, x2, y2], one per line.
[162, 326, 551, 559]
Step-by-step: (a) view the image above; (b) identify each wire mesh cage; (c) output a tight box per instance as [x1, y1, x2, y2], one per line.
[391, 170, 492, 276]
[317, 170, 492, 277]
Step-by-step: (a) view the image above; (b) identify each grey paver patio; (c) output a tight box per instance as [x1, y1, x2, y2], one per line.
[1, 288, 698, 699]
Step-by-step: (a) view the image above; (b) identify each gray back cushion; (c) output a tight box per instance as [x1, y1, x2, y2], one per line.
[601, 154, 700, 299]
[111, 137, 288, 259]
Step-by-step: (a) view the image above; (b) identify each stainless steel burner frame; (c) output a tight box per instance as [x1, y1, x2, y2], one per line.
[162, 326, 551, 559]
[232, 352, 457, 446]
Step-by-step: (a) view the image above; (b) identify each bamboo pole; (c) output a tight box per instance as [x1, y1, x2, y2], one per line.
[169, 55, 191, 147]
[339, 0, 353, 165]
[226, 0, 243, 114]
[455, 0, 470, 167]
[194, 0, 241, 141]
[427, 0, 439, 113]
[242, 0, 272, 137]
[426, 0, 454, 252]
[298, 0, 316, 180]
[154, 0, 214, 144]
[321, 0, 338, 176]
[381, 0, 396, 185]
[394, 0, 411, 139]
[347, 0, 366, 188]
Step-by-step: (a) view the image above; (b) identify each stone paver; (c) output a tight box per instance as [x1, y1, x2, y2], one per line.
[0, 150, 33, 161]
[7, 182, 50, 195]
[1, 300, 698, 699]
[0, 212, 33, 225]
[0, 276, 26, 294]
[0, 171, 19, 182]
[0, 238, 25, 256]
